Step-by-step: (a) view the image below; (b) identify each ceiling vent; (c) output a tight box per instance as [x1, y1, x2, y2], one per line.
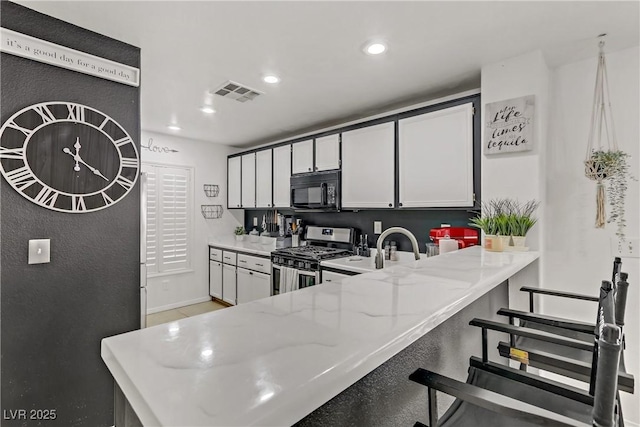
[212, 80, 263, 103]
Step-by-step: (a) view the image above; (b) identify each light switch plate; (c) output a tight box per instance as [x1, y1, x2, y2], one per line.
[29, 239, 50, 264]
[374, 221, 382, 234]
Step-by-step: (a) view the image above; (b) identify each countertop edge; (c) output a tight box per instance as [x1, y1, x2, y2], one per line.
[260, 251, 540, 425]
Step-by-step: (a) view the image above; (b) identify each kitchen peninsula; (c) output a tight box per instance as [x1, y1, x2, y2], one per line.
[102, 247, 538, 426]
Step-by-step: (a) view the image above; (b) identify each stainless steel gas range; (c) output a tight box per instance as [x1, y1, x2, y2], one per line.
[271, 226, 354, 294]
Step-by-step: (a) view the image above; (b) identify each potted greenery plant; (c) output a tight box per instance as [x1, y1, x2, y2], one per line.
[507, 199, 539, 248]
[585, 149, 634, 239]
[469, 200, 502, 252]
[234, 226, 246, 241]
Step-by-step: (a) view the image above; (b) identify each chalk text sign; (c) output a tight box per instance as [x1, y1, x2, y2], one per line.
[0, 27, 140, 87]
[484, 95, 534, 154]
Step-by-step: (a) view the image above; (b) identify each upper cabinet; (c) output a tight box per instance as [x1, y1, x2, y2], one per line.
[292, 134, 340, 174]
[398, 102, 474, 208]
[292, 139, 314, 174]
[273, 145, 291, 208]
[255, 150, 273, 208]
[227, 95, 479, 211]
[314, 134, 340, 171]
[342, 122, 395, 209]
[227, 156, 241, 209]
[241, 153, 256, 209]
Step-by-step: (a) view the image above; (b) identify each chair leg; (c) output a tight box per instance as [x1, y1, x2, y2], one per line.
[428, 387, 438, 427]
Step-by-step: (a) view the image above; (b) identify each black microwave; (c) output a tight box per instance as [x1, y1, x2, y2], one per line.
[290, 170, 340, 211]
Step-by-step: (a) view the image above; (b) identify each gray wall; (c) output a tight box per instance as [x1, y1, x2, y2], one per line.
[1, 2, 140, 426]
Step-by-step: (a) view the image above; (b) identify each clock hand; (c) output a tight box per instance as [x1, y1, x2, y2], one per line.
[73, 137, 81, 172]
[62, 148, 110, 182]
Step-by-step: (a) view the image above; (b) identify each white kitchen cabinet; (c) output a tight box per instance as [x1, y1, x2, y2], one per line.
[341, 122, 395, 208]
[292, 139, 314, 174]
[237, 269, 270, 304]
[241, 153, 256, 208]
[321, 270, 351, 284]
[251, 271, 271, 301]
[209, 260, 223, 299]
[314, 134, 340, 171]
[273, 145, 291, 207]
[236, 267, 252, 304]
[398, 102, 474, 207]
[255, 149, 272, 208]
[227, 156, 241, 209]
[222, 264, 237, 305]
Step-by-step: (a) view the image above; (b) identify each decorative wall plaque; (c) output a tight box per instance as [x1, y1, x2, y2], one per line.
[484, 95, 534, 155]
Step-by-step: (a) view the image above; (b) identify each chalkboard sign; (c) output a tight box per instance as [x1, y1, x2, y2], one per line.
[484, 95, 534, 154]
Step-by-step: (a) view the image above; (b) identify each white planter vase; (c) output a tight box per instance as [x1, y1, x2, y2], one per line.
[499, 235, 512, 248]
[512, 235, 527, 247]
[483, 235, 503, 252]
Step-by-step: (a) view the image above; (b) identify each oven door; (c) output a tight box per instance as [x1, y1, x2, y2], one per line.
[272, 265, 320, 295]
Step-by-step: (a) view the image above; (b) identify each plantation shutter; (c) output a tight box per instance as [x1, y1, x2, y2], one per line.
[160, 167, 189, 270]
[143, 165, 158, 273]
[142, 163, 192, 274]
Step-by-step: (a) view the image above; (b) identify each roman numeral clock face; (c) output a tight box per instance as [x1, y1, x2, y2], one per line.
[0, 102, 139, 213]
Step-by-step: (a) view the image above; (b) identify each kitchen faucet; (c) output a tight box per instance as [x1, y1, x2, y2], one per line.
[375, 227, 421, 269]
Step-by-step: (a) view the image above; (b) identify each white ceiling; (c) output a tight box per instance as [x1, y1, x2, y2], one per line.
[15, 1, 640, 148]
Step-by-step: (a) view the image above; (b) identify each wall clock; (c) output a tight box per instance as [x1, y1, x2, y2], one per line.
[0, 101, 139, 213]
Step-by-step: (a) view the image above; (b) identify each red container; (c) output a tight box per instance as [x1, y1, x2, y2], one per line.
[429, 227, 479, 249]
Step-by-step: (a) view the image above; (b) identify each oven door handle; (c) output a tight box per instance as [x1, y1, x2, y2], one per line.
[321, 183, 327, 206]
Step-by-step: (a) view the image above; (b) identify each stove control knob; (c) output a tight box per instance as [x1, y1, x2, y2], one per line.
[297, 261, 304, 269]
[305, 262, 311, 269]
[288, 260, 294, 266]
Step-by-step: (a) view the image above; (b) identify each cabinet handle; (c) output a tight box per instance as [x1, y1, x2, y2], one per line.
[326, 279, 332, 282]
[388, 203, 392, 207]
[250, 272, 254, 275]
[239, 260, 247, 263]
[399, 203, 403, 207]
[256, 263, 264, 267]
[308, 167, 312, 171]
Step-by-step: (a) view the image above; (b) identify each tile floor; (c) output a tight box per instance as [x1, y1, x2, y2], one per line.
[146, 300, 228, 327]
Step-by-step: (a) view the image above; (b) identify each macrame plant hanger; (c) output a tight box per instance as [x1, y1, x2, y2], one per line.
[584, 37, 618, 228]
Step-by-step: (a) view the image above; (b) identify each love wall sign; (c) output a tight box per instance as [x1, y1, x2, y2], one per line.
[484, 95, 535, 154]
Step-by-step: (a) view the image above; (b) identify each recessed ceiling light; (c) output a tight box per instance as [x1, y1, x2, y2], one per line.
[200, 106, 216, 114]
[364, 42, 387, 55]
[167, 124, 181, 131]
[263, 75, 280, 84]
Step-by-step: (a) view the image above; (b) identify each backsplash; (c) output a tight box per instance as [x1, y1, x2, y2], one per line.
[244, 209, 476, 252]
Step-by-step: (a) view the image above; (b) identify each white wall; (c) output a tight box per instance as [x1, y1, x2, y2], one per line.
[544, 46, 639, 424]
[481, 50, 550, 311]
[141, 131, 243, 313]
[482, 46, 639, 424]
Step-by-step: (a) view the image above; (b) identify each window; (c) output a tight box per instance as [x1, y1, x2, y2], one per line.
[142, 163, 193, 275]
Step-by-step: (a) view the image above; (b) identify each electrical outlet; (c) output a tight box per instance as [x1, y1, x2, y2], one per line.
[253, 217, 258, 226]
[611, 237, 640, 258]
[374, 221, 382, 234]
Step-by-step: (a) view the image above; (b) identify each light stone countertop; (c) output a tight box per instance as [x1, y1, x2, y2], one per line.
[101, 246, 539, 426]
[208, 236, 276, 257]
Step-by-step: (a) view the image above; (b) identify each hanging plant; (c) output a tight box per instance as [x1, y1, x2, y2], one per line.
[583, 38, 636, 240]
[587, 150, 635, 239]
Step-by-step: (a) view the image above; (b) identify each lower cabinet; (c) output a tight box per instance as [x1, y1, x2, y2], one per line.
[209, 260, 223, 299]
[209, 246, 271, 306]
[222, 264, 237, 305]
[237, 268, 271, 304]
